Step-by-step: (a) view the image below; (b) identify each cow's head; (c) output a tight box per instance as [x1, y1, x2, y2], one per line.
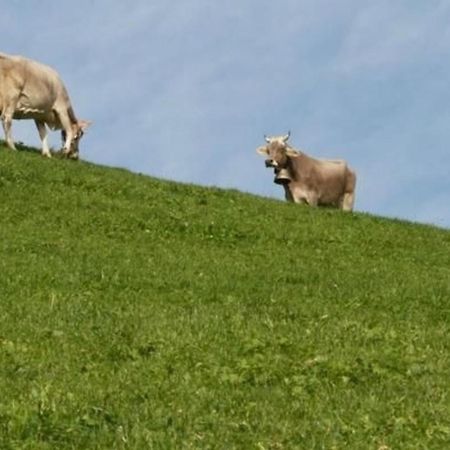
[256, 132, 297, 169]
[62, 120, 92, 160]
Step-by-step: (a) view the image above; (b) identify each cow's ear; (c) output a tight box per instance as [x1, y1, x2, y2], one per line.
[286, 148, 298, 157]
[78, 120, 92, 131]
[256, 145, 269, 156]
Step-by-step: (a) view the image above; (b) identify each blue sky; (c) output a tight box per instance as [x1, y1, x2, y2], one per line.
[2, 1, 450, 228]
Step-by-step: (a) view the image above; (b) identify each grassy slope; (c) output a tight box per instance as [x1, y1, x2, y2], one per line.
[0, 144, 450, 449]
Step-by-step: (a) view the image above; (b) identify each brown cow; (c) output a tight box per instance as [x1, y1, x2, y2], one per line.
[257, 133, 356, 211]
[0, 52, 91, 159]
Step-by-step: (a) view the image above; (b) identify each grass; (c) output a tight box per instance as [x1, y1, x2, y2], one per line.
[0, 143, 450, 449]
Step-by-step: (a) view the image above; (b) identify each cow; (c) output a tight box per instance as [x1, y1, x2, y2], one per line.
[256, 132, 356, 211]
[0, 52, 91, 159]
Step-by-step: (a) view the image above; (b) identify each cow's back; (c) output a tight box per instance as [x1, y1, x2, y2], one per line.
[0, 52, 70, 115]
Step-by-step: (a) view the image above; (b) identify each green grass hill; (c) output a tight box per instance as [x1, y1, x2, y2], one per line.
[1, 143, 450, 449]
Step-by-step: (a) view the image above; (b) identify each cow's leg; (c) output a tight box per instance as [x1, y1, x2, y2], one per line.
[61, 130, 66, 148]
[1, 110, 17, 150]
[1, 95, 20, 150]
[54, 110, 74, 155]
[62, 128, 74, 155]
[293, 197, 309, 206]
[283, 185, 294, 202]
[342, 192, 355, 212]
[304, 193, 318, 207]
[35, 120, 51, 158]
[341, 169, 356, 211]
[285, 188, 313, 206]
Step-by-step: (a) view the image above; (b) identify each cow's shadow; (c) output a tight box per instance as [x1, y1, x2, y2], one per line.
[1, 140, 68, 159]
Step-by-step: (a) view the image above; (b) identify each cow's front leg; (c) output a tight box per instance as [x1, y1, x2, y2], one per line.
[305, 195, 318, 207]
[297, 192, 318, 207]
[61, 128, 74, 155]
[35, 121, 51, 157]
[292, 191, 318, 207]
[282, 185, 294, 202]
[58, 114, 74, 156]
[284, 186, 309, 204]
[293, 197, 306, 205]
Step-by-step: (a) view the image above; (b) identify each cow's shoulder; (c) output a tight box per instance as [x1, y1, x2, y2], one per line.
[24, 58, 60, 79]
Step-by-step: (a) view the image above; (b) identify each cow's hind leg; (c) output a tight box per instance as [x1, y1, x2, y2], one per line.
[1, 110, 17, 150]
[342, 192, 355, 212]
[35, 120, 51, 157]
[341, 169, 356, 212]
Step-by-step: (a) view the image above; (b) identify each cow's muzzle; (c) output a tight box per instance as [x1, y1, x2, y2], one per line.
[265, 159, 277, 168]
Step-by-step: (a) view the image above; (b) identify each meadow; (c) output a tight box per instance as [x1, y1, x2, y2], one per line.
[0, 143, 449, 449]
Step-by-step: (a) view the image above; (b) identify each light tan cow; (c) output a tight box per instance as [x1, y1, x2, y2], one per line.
[257, 132, 356, 211]
[0, 52, 91, 159]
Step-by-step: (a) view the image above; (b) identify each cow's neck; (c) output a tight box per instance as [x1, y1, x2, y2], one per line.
[286, 152, 308, 181]
[67, 106, 78, 125]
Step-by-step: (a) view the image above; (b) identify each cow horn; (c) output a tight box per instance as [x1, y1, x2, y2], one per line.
[264, 134, 270, 143]
[282, 131, 291, 142]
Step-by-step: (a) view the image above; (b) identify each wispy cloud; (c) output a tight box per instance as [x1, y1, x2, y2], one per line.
[334, 1, 450, 73]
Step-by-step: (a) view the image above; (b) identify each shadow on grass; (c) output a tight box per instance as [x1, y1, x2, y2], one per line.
[0, 139, 70, 160]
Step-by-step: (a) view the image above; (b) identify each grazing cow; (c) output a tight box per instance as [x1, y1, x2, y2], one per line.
[0, 52, 91, 159]
[257, 132, 356, 211]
